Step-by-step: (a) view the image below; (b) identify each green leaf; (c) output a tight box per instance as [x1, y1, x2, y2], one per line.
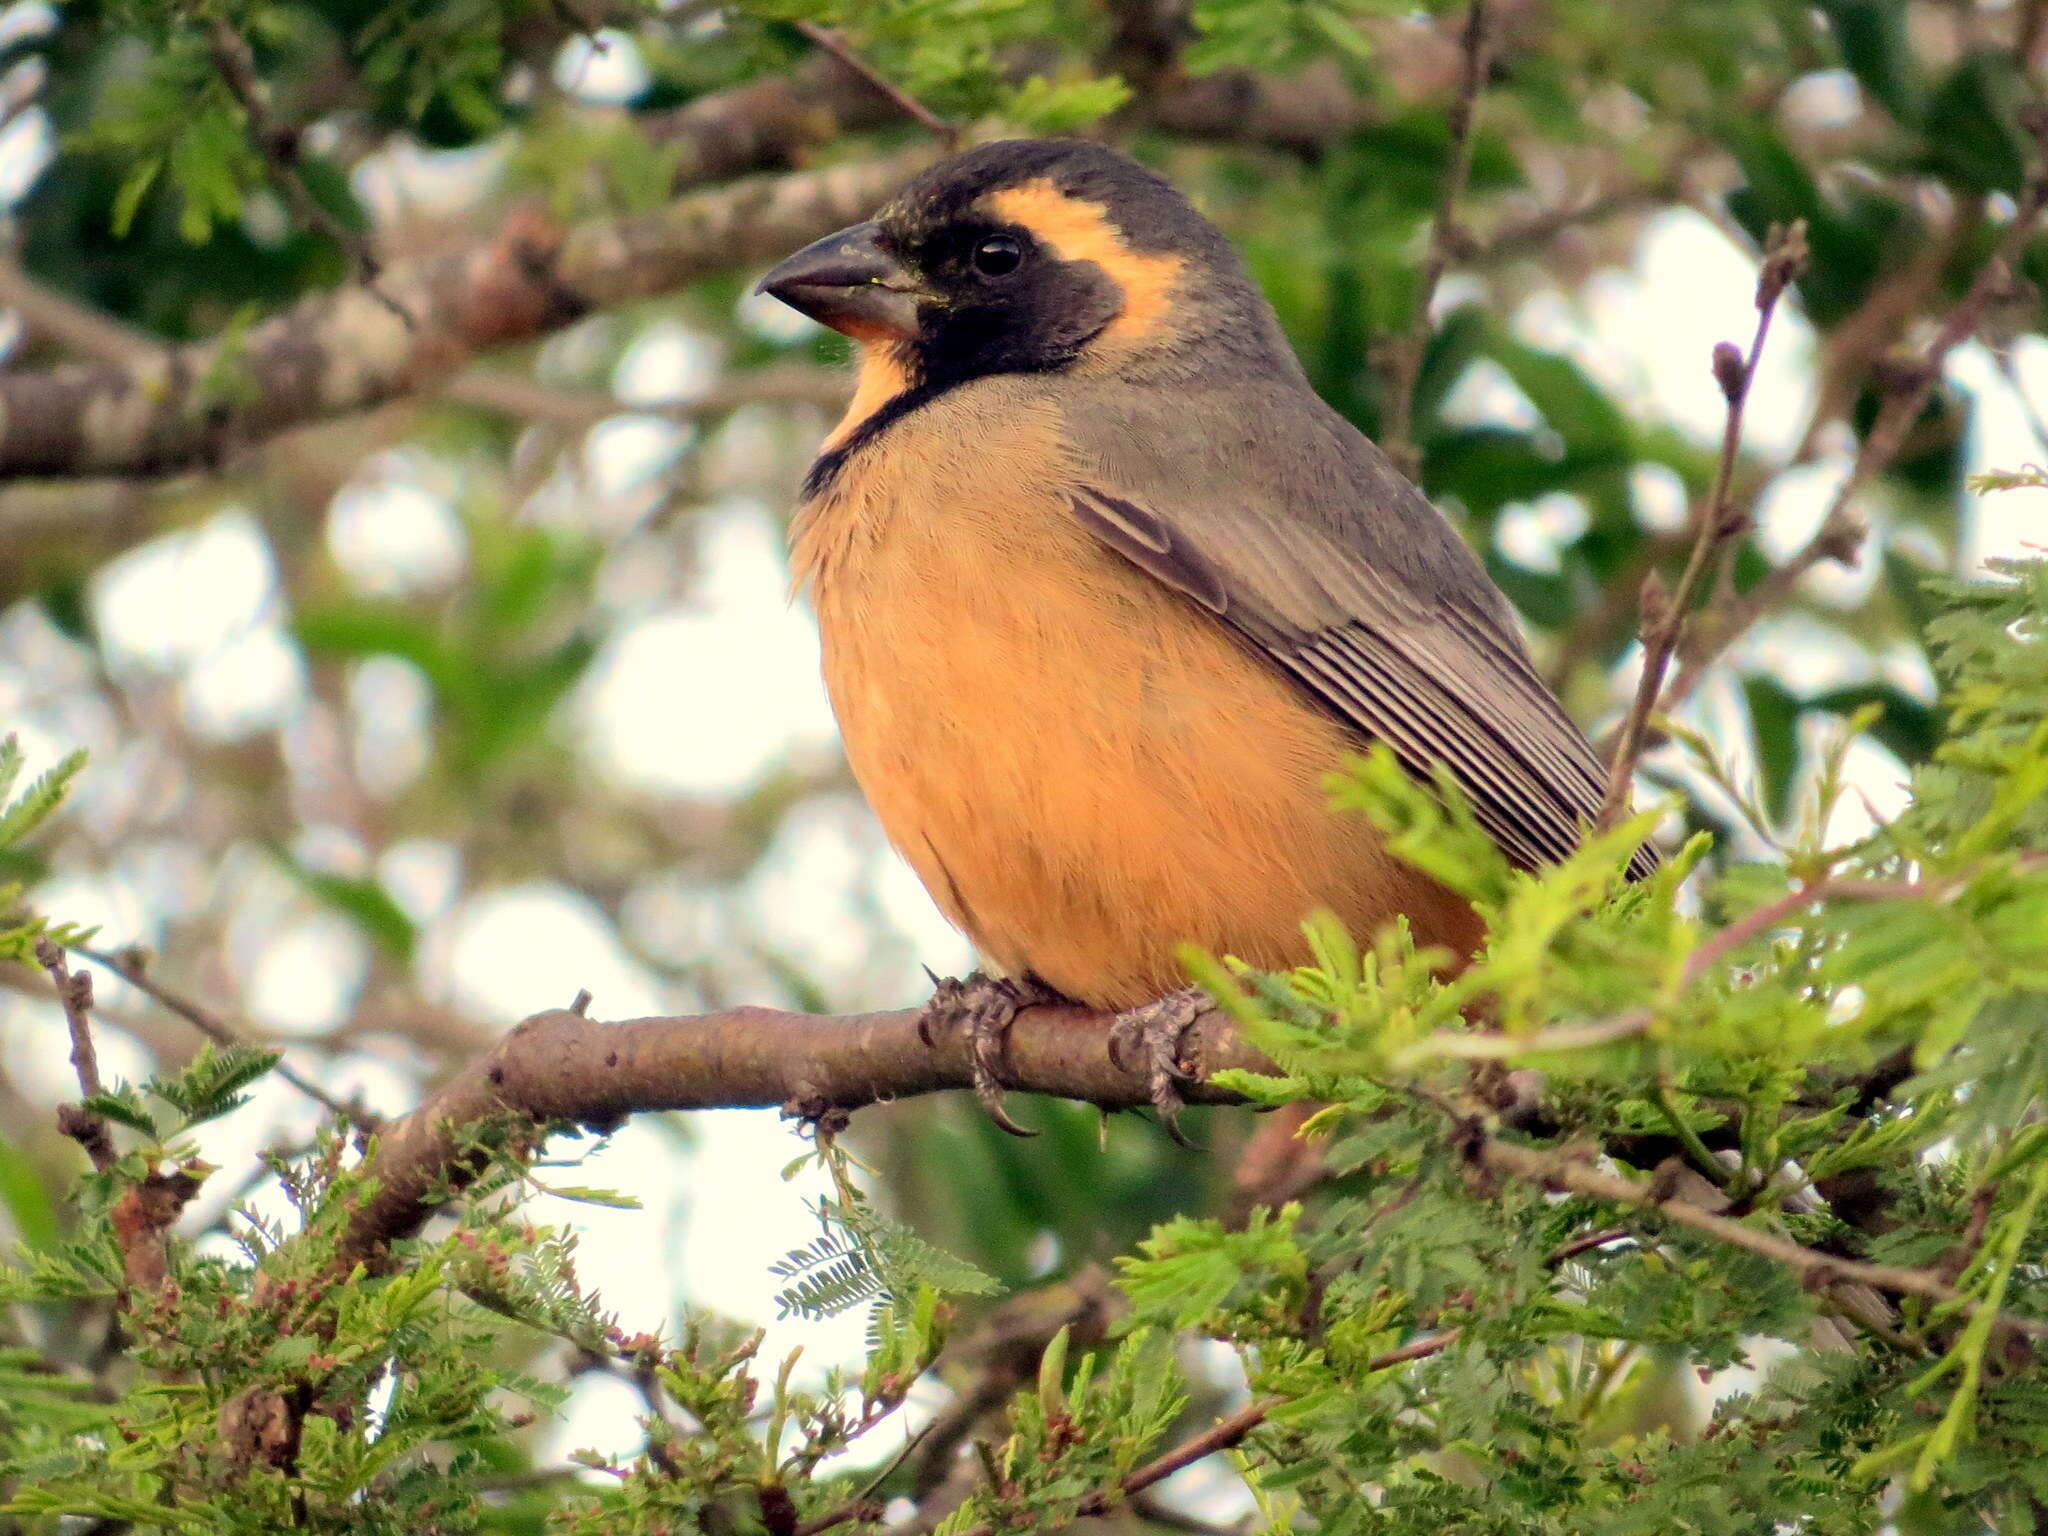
[528, 1183, 642, 1210]
[1919, 51, 2033, 194]
[0, 745, 86, 850]
[79, 1088, 160, 1140]
[0, 1135, 60, 1251]
[1816, 0, 1922, 122]
[1486, 328, 1632, 455]
[267, 848, 417, 964]
[1741, 675, 1803, 824]
[292, 602, 462, 693]
[1808, 682, 1942, 767]
[109, 155, 162, 239]
[150, 1042, 279, 1129]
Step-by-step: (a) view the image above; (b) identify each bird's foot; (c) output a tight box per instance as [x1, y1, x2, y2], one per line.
[917, 970, 1061, 1137]
[1108, 986, 1210, 1147]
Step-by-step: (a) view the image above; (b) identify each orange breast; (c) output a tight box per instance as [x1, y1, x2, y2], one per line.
[791, 386, 1478, 1010]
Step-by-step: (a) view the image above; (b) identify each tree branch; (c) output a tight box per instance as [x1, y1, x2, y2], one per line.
[1400, 864, 2007, 1064]
[792, 22, 957, 146]
[37, 937, 114, 1173]
[1373, 0, 1494, 477]
[1659, 145, 2048, 714]
[203, 13, 389, 296]
[1598, 220, 1807, 824]
[639, 55, 906, 189]
[0, 149, 934, 484]
[0, 256, 163, 367]
[1472, 1137, 2048, 1340]
[1048, 1332, 1458, 1531]
[36, 937, 205, 1297]
[440, 362, 849, 428]
[74, 943, 379, 1136]
[332, 997, 1261, 1276]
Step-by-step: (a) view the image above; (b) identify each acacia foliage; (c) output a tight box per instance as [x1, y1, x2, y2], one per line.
[3, 557, 2047, 1534]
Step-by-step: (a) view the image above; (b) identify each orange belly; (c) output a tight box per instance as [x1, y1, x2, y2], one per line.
[791, 388, 1478, 1010]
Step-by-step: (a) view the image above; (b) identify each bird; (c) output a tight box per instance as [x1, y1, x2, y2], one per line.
[757, 138, 1653, 1137]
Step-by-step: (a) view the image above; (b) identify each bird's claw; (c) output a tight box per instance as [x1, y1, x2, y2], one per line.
[1108, 987, 1209, 1147]
[917, 969, 965, 1050]
[916, 971, 1059, 1137]
[779, 1093, 851, 1140]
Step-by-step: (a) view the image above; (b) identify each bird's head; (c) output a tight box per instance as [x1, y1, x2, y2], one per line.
[756, 139, 1279, 391]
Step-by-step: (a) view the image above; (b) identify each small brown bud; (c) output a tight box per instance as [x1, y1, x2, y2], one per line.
[1711, 341, 1748, 402]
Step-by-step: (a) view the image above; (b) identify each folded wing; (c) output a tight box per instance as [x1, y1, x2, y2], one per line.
[1066, 458, 1656, 881]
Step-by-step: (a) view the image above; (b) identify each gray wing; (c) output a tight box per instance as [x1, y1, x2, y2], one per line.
[1064, 384, 1655, 879]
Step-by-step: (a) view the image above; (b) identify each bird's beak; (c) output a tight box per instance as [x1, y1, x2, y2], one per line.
[756, 222, 923, 343]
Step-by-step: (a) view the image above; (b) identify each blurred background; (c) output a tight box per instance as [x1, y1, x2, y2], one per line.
[0, 0, 2044, 1481]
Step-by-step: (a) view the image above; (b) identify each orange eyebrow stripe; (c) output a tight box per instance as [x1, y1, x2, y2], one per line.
[989, 179, 1183, 347]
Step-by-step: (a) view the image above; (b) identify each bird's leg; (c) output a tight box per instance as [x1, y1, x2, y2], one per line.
[1108, 986, 1210, 1146]
[916, 970, 1063, 1137]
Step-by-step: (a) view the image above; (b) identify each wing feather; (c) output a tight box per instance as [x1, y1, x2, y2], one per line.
[1068, 474, 1656, 881]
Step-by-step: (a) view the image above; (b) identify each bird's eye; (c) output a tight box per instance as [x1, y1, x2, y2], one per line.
[972, 234, 1024, 277]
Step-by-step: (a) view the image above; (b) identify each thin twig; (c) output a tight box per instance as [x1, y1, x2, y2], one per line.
[791, 1500, 885, 1536]
[794, 21, 957, 147]
[1597, 219, 1808, 826]
[0, 257, 163, 366]
[441, 363, 851, 427]
[1096, 1399, 1278, 1510]
[1400, 863, 2024, 1064]
[41, 939, 103, 1100]
[1475, 1138, 2048, 1340]
[1128, 1492, 1252, 1536]
[1546, 1226, 1633, 1266]
[332, 995, 1263, 1276]
[1060, 1332, 1458, 1525]
[1938, 1181, 2000, 1287]
[1651, 1076, 1735, 1192]
[0, 148, 933, 481]
[74, 944, 379, 1134]
[1660, 146, 2048, 716]
[1374, 0, 1493, 477]
[202, 15, 411, 325]
[37, 937, 115, 1171]
[1475, 168, 1688, 266]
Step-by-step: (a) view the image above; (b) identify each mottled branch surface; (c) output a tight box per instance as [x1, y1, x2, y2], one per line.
[0, 149, 933, 483]
[334, 998, 1263, 1275]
